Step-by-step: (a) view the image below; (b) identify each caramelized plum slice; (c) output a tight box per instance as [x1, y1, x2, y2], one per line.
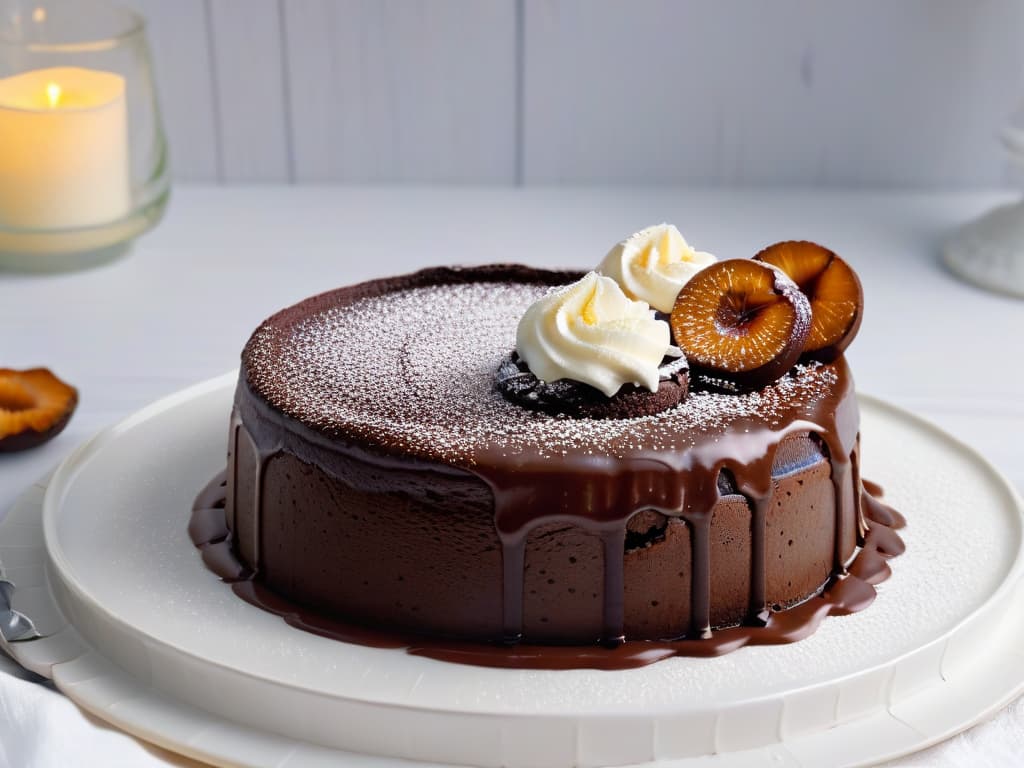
[754, 241, 863, 361]
[670, 260, 811, 389]
[0, 368, 78, 452]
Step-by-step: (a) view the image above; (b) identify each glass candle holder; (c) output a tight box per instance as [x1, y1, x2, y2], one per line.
[0, 0, 169, 271]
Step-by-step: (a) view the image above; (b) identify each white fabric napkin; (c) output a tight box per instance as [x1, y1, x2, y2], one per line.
[0, 653, 199, 768]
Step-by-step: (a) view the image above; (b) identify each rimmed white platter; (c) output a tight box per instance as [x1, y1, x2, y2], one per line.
[1, 373, 1023, 767]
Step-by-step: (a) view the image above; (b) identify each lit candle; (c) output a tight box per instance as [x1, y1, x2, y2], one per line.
[0, 66, 130, 231]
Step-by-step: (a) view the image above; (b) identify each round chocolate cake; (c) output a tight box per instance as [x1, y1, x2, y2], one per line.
[191, 260, 904, 667]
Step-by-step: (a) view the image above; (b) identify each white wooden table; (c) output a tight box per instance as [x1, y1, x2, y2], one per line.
[0, 185, 1022, 766]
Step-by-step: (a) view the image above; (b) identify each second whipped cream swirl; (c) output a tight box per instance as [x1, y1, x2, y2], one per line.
[516, 272, 676, 397]
[598, 223, 716, 313]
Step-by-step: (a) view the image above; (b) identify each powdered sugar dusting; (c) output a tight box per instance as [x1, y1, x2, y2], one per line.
[244, 280, 837, 465]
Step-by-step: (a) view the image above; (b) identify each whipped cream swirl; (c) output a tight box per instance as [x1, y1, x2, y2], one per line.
[515, 272, 677, 397]
[598, 223, 716, 313]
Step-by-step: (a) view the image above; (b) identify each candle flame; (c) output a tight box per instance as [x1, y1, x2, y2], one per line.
[45, 82, 61, 109]
[32, 7, 46, 23]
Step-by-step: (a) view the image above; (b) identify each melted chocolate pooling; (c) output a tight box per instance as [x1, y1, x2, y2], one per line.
[191, 470, 904, 669]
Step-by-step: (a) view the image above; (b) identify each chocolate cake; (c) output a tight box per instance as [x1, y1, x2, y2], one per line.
[192, 240, 905, 668]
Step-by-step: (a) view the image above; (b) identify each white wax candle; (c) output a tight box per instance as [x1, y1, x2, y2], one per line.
[0, 66, 130, 231]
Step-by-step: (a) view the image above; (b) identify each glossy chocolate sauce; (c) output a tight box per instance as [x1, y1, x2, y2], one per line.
[189, 266, 906, 669]
[478, 358, 862, 644]
[191, 469, 903, 669]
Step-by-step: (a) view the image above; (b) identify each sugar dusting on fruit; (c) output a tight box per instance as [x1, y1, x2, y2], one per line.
[244, 281, 837, 465]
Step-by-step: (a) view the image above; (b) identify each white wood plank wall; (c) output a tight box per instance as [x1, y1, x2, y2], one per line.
[122, 0, 1024, 186]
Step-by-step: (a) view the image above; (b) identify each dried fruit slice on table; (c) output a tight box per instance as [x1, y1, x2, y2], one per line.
[670, 259, 811, 390]
[754, 241, 863, 362]
[0, 368, 78, 452]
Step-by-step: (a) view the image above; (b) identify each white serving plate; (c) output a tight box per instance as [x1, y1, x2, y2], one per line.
[1, 373, 1023, 767]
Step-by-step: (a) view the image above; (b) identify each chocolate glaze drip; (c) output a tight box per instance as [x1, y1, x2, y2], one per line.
[476, 373, 855, 645]
[232, 413, 282, 576]
[863, 478, 885, 498]
[601, 527, 626, 645]
[191, 470, 903, 669]
[747, 495, 771, 625]
[831, 459, 851, 577]
[193, 265, 906, 667]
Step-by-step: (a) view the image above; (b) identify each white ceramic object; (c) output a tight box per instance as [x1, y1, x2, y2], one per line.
[2, 374, 1024, 768]
[942, 198, 1024, 298]
[942, 126, 1024, 298]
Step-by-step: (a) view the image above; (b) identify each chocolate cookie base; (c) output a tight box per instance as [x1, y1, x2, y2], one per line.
[495, 352, 689, 419]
